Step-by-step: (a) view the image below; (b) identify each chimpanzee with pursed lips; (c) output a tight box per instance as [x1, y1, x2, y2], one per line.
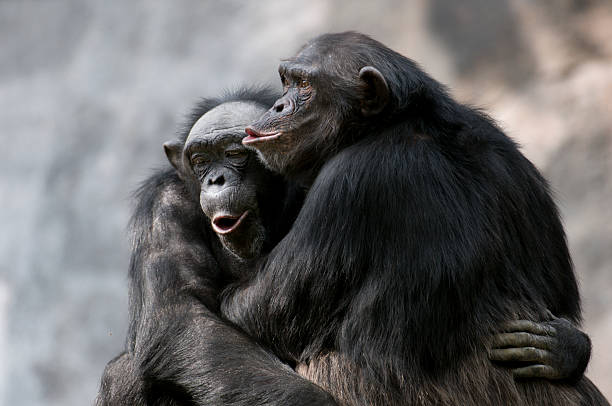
[220, 33, 609, 405]
[96, 88, 593, 406]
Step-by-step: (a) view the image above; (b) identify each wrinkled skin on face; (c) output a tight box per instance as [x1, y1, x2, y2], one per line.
[164, 101, 282, 261]
[244, 51, 344, 181]
[243, 39, 389, 184]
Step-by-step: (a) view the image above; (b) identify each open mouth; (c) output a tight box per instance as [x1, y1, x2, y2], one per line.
[211, 211, 250, 235]
[243, 127, 281, 145]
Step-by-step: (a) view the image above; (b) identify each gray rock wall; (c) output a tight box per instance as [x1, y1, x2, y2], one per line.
[1, 1, 610, 404]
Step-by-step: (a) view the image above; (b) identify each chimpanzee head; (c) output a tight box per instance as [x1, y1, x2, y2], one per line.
[242, 32, 415, 181]
[163, 100, 285, 260]
[241, 32, 439, 185]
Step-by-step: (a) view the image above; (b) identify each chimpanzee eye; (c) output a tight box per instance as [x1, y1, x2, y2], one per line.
[299, 79, 310, 88]
[225, 149, 248, 162]
[280, 74, 288, 87]
[191, 154, 210, 166]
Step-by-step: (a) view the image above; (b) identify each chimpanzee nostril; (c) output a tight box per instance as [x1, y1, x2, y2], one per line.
[274, 102, 284, 113]
[208, 174, 225, 186]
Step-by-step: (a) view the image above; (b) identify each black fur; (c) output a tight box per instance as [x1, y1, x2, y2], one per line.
[222, 32, 609, 405]
[95, 70, 596, 404]
[95, 89, 335, 406]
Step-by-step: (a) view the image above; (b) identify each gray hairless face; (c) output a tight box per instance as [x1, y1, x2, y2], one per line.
[164, 101, 276, 260]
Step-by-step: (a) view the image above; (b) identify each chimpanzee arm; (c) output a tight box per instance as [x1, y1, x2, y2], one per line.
[96, 352, 146, 406]
[489, 313, 591, 382]
[106, 171, 336, 406]
[138, 302, 337, 405]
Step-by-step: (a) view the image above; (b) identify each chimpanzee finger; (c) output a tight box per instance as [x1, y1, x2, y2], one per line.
[489, 347, 553, 363]
[543, 309, 555, 321]
[491, 332, 554, 350]
[512, 364, 559, 380]
[499, 320, 556, 336]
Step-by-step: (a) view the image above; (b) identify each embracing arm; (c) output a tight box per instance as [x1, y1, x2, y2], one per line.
[99, 299, 335, 406]
[96, 352, 146, 406]
[139, 301, 336, 405]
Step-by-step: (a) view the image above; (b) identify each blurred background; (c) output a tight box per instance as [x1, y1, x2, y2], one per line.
[1, 0, 611, 404]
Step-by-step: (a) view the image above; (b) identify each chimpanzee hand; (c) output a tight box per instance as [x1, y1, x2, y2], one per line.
[489, 313, 591, 382]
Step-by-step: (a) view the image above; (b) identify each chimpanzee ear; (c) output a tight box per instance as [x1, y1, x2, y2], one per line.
[163, 140, 184, 172]
[359, 66, 389, 117]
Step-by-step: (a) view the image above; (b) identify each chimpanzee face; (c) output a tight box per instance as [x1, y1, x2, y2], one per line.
[242, 53, 333, 178]
[164, 101, 275, 260]
[241, 38, 389, 183]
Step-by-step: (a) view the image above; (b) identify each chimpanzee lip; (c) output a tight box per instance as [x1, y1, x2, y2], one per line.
[211, 210, 250, 235]
[243, 127, 281, 145]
